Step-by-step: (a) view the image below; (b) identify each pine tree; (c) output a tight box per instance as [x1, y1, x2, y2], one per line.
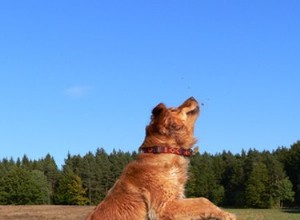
[221, 151, 246, 207]
[42, 154, 60, 204]
[187, 153, 225, 204]
[284, 141, 300, 206]
[95, 148, 113, 202]
[245, 162, 270, 208]
[30, 170, 51, 204]
[21, 155, 31, 170]
[55, 170, 89, 205]
[68, 174, 90, 205]
[81, 152, 96, 204]
[262, 152, 291, 207]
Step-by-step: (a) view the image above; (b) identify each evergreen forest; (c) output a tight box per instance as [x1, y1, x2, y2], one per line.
[1, 141, 299, 208]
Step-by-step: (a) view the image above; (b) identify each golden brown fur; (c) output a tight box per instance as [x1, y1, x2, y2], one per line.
[85, 97, 236, 220]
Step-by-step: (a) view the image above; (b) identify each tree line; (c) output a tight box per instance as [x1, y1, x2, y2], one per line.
[0, 141, 299, 208]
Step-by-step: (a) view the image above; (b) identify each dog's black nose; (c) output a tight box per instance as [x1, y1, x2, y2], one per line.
[188, 97, 197, 102]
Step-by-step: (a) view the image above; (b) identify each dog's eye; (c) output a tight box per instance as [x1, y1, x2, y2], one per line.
[170, 122, 182, 130]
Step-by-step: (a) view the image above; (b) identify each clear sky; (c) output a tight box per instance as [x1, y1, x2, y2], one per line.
[1, 1, 299, 168]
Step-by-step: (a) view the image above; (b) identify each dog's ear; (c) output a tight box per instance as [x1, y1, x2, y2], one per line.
[152, 103, 166, 118]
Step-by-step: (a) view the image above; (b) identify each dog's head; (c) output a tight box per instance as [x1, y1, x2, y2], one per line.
[144, 97, 200, 149]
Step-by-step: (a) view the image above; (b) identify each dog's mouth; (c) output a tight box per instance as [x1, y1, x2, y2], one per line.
[187, 105, 200, 116]
[181, 97, 200, 116]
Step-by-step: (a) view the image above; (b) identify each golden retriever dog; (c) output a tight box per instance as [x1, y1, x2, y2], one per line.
[86, 97, 236, 220]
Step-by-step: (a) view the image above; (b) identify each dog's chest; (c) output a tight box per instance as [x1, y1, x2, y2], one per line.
[166, 166, 188, 199]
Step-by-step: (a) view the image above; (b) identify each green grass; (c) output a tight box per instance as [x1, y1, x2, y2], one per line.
[226, 208, 300, 220]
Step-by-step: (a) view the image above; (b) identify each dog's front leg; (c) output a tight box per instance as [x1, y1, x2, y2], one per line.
[159, 197, 236, 220]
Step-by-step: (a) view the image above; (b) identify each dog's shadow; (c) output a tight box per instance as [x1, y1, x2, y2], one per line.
[282, 208, 300, 214]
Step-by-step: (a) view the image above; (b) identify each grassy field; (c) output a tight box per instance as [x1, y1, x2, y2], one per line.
[0, 205, 299, 219]
[228, 208, 300, 220]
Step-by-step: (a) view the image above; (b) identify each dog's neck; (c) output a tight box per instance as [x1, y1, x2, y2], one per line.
[139, 134, 198, 157]
[140, 146, 193, 157]
[139, 133, 198, 156]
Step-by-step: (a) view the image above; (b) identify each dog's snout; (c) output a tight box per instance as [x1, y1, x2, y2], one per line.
[179, 97, 199, 111]
[184, 97, 198, 106]
[188, 96, 196, 102]
[187, 97, 198, 105]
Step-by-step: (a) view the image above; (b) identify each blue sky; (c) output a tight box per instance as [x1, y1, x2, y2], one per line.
[1, 1, 299, 168]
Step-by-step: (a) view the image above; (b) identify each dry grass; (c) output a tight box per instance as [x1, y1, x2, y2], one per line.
[0, 205, 95, 220]
[0, 205, 299, 220]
